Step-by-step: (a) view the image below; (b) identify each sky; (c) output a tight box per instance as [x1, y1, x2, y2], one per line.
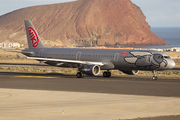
[131, 0, 180, 27]
[0, 0, 180, 27]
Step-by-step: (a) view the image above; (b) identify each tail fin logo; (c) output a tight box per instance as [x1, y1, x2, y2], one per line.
[28, 27, 39, 47]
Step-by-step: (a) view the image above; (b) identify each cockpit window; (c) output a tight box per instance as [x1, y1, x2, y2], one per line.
[157, 55, 170, 59]
[164, 56, 170, 59]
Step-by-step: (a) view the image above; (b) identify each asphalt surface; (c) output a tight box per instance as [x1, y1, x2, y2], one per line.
[0, 72, 180, 97]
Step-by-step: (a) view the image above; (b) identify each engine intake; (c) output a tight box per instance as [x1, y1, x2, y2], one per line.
[81, 65, 101, 76]
[121, 70, 139, 75]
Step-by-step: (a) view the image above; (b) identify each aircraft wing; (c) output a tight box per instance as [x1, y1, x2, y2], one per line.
[27, 57, 104, 66]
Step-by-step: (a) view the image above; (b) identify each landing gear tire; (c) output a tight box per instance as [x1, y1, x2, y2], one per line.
[103, 72, 107, 77]
[107, 72, 111, 77]
[152, 76, 158, 80]
[103, 72, 111, 77]
[76, 72, 84, 78]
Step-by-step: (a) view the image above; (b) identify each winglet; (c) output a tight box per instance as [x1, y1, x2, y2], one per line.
[24, 20, 46, 49]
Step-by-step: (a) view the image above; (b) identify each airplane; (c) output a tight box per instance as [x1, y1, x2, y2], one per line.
[19, 20, 175, 80]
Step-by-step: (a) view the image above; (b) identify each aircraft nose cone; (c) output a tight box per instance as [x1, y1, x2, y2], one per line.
[168, 60, 176, 69]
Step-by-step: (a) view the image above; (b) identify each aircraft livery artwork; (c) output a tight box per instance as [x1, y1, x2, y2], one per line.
[28, 27, 39, 48]
[11, 20, 175, 80]
[124, 51, 168, 70]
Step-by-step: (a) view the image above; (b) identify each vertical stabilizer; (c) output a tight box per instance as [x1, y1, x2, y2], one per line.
[24, 20, 46, 49]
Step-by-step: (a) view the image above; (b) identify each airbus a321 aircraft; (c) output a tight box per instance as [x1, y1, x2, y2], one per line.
[21, 20, 175, 80]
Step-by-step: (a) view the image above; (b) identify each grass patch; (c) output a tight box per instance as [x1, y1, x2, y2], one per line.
[0, 66, 179, 78]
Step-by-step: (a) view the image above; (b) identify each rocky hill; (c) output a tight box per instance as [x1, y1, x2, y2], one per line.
[0, 0, 166, 47]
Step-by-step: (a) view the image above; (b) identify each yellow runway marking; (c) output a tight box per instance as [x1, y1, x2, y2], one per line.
[11, 76, 59, 79]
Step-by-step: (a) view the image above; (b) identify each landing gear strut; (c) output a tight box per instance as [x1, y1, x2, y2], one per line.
[103, 71, 111, 77]
[152, 70, 158, 80]
[76, 72, 85, 78]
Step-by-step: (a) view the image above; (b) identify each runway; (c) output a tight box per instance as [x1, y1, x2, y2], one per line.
[0, 72, 180, 97]
[0, 72, 180, 120]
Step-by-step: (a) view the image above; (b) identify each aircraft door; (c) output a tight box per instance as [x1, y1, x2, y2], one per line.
[145, 55, 151, 64]
[76, 52, 81, 60]
[114, 53, 119, 62]
[39, 49, 44, 57]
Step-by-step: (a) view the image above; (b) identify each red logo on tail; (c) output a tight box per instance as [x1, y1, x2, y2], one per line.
[28, 27, 39, 47]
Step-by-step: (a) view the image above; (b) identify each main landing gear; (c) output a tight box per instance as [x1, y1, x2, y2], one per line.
[103, 71, 111, 77]
[152, 70, 158, 80]
[76, 72, 85, 78]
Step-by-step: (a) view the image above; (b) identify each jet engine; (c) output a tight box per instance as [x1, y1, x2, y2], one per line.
[121, 70, 139, 75]
[81, 65, 101, 76]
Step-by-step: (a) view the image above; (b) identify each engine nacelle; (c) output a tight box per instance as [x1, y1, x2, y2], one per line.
[121, 70, 139, 75]
[81, 65, 101, 76]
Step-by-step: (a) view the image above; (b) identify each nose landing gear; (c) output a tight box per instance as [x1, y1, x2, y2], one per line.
[152, 70, 158, 80]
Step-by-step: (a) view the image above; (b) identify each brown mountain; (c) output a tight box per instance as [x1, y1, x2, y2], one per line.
[0, 0, 166, 47]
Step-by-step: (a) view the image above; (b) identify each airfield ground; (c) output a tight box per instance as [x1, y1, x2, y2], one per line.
[0, 50, 180, 120]
[1, 72, 180, 120]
